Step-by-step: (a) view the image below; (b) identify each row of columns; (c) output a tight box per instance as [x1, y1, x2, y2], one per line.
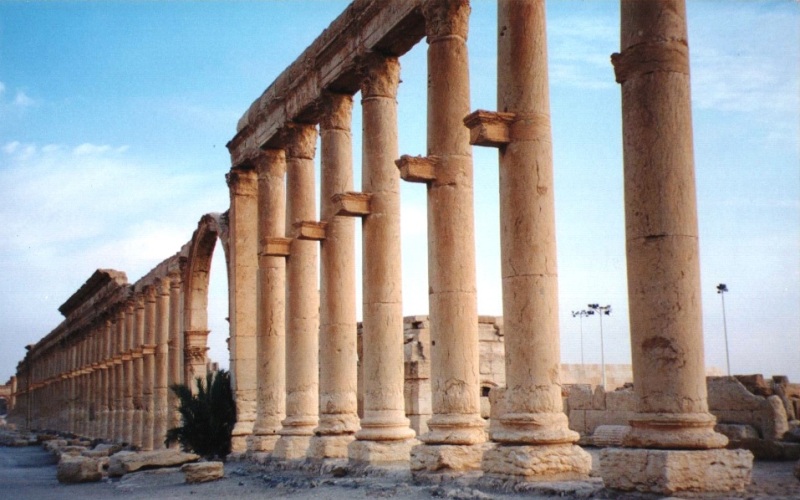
[12, 274, 188, 451]
[225, 0, 750, 492]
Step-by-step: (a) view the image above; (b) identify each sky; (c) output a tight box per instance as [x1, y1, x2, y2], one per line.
[0, 1, 797, 384]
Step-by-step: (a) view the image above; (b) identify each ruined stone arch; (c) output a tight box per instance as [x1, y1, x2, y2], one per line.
[182, 212, 231, 383]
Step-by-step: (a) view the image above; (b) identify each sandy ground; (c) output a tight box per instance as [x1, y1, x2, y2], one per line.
[1, 445, 798, 500]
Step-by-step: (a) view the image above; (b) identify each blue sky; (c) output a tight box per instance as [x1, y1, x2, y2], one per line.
[0, 1, 797, 384]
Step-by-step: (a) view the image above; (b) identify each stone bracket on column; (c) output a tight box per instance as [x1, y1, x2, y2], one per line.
[262, 237, 292, 257]
[293, 221, 328, 241]
[332, 192, 372, 217]
[463, 110, 515, 148]
[141, 345, 156, 356]
[396, 155, 438, 183]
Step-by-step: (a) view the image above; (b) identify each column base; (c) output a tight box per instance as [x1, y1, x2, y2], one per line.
[272, 435, 312, 460]
[600, 448, 753, 494]
[231, 420, 255, 454]
[624, 412, 729, 449]
[410, 443, 488, 474]
[308, 434, 355, 459]
[247, 433, 280, 453]
[348, 438, 418, 465]
[482, 443, 591, 480]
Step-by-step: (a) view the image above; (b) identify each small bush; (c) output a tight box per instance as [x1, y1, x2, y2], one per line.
[165, 369, 236, 460]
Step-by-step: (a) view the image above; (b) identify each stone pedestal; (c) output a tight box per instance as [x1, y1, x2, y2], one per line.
[226, 166, 260, 454]
[273, 123, 320, 461]
[249, 149, 287, 454]
[349, 55, 416, 465]
[600, 448, 753, 495]
[309, 92, 359, 460]
[411, 0, 485, 473]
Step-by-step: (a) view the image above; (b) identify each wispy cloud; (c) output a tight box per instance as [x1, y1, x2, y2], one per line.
[0, 81, 38, 110]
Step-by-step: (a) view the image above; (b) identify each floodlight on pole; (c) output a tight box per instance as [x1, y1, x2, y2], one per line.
[588, 303, 611, 388]
[571, 309, 594, 366]
[717, 283, 730, 376]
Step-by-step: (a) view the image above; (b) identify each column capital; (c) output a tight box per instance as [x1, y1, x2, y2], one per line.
[168, 270, 182, 288]
[144, 284, 157, 302]
[156, 276, 170, 296]
[281, 123, 318, 160]
[253, 148, 286, 178]
[226, 165, 258, 196]
[423, 0, 470, 40]
[319, 91, 353, 131]
[359, 54, 400, 99]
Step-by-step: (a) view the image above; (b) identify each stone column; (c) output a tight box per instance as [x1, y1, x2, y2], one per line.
[90, 327, 101, 437]
[349, 55, 416, 465]
[184, 330, 209, 386]
[68, 344, 77, 434]
[142, 286, 157, 450]
[272, 123, 320, 460]
[100, 319, 112, 440]
[131, 294, 145, 448]
[599, 1, 752, 494]
[309, 92, 359, 460]
[458, 0, 591, 479]
[114, 308, 126, 442]
[248, 149, 287, 455]
[410, 0, 485, 473]
[123, 300, 136, 444]
[226, 165, 259, 455]
[168, 272, 184, 431]
[154, 277, 171, 449]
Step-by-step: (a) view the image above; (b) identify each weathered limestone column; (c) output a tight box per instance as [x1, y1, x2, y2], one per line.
[68, 344, 77, 434]
[410, 0, 485, 473]
[168, 271, 184, 432]
[226, 165, 260, 455]
[599, 1, 753, 494]
[90, 327, 101, 437]
[142, 286, 157, 450]
[123, 300, 136, 444]
[101, 318, 113, 440]
[248, 149, 287, 455]
[184, 330, 209, 387]
[309, 92, 359, 459]
[114, 308, 126, 442]
[154, 277, 171, 449]
[461, 0, 591, 479]
[349, 55, 417, 465]
[131, 294, 145, 448]
[272, 123, 320, 460]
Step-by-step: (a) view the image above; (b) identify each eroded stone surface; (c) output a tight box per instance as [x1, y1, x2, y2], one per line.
[482, 443, 591, 481]
[57, 455, 102, 483]
[108, 449, 199, 477]
[600, 448, 753, 494]
[182, 461, 224, 483]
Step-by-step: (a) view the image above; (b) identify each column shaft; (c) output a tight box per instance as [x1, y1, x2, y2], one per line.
[132, 296, 145, 448]
[273, 123, 320, 460]
[168, 273, 184, 433]
[142, 287, 157, 450]
[310, 92, 359, 459]
[249, 149, 287, 454]
[154, 278, 170, 449]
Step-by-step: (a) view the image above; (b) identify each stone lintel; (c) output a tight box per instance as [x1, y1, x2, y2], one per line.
[293, 221, 328, 241]
[332, 192, 372, 217]
[600, 448, 753, 495]
[397, 155, 437, 183]
[463, 110, 515, 147]
[131, 347, 144, 359]
[262, 237, 292, 257]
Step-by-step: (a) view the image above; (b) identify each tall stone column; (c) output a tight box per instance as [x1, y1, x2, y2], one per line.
[184, 330, 209, 387]
[410, 0, 485, 473]
[154, 277, 171, 449]
[100, 319, 112, 440]
[90, 327, 101, 437]
[599, 1, 752, 494]
[273, 123, 320, 460]
[168, 271, 184, 432]
[309, 92, 359, 459]
[349, 55, 416, 465]
[114, 308, 126, 442]
[226, 165, 259, 455]
[131, 294, 145, 448]
[461, 0, 591, 479]
[142, 286, 157, 450]
[123, 300, 136, 444]
[248, 149, 287, 455]
[68, 344, 77, 434]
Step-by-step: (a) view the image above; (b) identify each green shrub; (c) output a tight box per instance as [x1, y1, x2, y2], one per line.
[165, 369, 236, 460]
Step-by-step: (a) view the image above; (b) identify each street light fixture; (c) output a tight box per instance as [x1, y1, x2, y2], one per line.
[588, 303, 612, 388]
[717, 283, 730, 376]
[571, 309, 595, 366]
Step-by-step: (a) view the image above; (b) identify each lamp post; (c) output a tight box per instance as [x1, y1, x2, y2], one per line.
[571, 309, 594, 366]
[717, 283, 730, 376]
[588, 303, 611, 388]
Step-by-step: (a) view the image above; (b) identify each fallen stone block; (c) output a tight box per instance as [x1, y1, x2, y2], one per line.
[716, 423, 759, 441]
[59, 445, 88, 457]
[43, 439, 68, 454]
[108, 449, 199, 477]
[57, 455, 102, 484]
[592, 425, 630, 447]
[182, 461, 224, 483]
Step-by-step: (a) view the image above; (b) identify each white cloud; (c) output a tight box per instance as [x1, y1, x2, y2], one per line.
[13, 90, 35, 108]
